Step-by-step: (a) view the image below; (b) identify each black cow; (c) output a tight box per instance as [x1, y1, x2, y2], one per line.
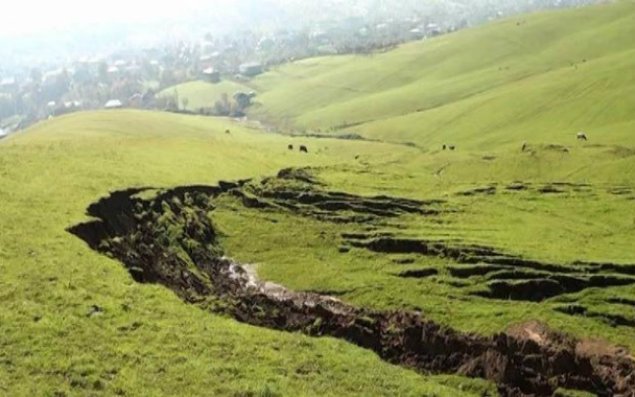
[299, 145, 308, 153]
[288, 144, 294, 150]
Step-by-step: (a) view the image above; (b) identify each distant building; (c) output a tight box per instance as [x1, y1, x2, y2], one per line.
[64, 100, 82, 110]
[42, 69, 65, 84]
[309, 30, 329, 44]
[0, 128, 6, 139]
[426, 23, 442, 37]
[128, 93, 143, 108]
[202, 67, 220, 83]
[0, 77, 17, 93]
[239, 62, 263, 77]
[409, 28, 425, 40]
[104, 99, 123, 109]
[125, 65, 141, 76]
[199, 55, 214, 66]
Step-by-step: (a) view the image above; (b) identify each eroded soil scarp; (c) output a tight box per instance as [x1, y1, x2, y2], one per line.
[68, 174, 635, 397]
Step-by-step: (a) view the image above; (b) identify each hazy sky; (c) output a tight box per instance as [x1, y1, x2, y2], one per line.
[0, 0, 213, 37]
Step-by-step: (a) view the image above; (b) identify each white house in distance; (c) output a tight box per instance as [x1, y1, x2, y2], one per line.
[202, 67, 220, 83]
[0, 77, 17, 93]
[0, 128, 7, 139]
[104, 99, 123, 109]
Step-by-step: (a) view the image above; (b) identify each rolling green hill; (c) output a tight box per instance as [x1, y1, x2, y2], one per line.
[159, 80, 254, 112]
[250, 0, 635, 151]
[2, 2, 635, 396]
[0, 110, 497, 396]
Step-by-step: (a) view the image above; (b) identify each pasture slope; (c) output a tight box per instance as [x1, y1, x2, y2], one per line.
[0, 111, 494, 396]
[158, 80, 254, 112]
[250, 0, 635, 151]
[1, 2, 635, 397]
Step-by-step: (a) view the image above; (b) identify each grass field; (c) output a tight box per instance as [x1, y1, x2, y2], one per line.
[158, 80, 254, 112]
[0, 110, 498, 396]
[1, 1, 635, 396]
[249, 1, 635, 150]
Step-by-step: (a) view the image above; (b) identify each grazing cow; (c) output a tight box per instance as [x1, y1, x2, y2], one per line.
[577, 132, 588, 141]
[442, 144, 447, 150]
[299, 145, 308, 153]
[448, 145, 456, 151]
[288, 144, 294, 150]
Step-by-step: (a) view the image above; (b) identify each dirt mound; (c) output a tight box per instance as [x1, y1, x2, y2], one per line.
[68, 179, 635, 397]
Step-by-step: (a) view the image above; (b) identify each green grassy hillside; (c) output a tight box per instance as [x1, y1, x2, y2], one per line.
[250, 1, 635, 150]
[0, 110, 497, 396]
[2, 2, 635, 396]
[159, 80, 254, 111]
[236, 0, 635, 364]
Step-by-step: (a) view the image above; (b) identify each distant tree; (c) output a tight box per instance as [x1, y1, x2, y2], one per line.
[213, 92, 231, 116]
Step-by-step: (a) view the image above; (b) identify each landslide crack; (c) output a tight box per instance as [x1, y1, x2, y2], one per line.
[68, 174, 635, 397]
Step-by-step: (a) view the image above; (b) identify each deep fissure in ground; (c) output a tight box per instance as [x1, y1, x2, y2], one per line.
[68, 170, 635, 397]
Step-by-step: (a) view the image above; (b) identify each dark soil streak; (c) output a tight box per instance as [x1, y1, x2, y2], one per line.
[68, 180, 635, 397]
[555, 305, 635, 328]
[348, 237, 635, 302]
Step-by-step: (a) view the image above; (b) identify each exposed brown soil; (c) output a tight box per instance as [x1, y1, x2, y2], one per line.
[457, 186, 497, 196]
[538, 185, 565, 194]
[397, 268, 438, 278]
[506, 182, 529, 191]
[229, 171, 437, 224]
[449, 264, 510, 278]
[555, 305, 635, 328]
[392, 257, 417, 265]
[68, 178, 635, 397]
[608, 298, 635, 307]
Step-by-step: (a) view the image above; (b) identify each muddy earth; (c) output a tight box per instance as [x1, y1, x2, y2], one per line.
[69, 170, 635, 397]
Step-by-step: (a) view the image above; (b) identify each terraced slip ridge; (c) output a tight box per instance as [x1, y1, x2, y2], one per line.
[345, 234, 635, 302]
[232, 168, 438, 222]
[68, 179, 635, 397]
